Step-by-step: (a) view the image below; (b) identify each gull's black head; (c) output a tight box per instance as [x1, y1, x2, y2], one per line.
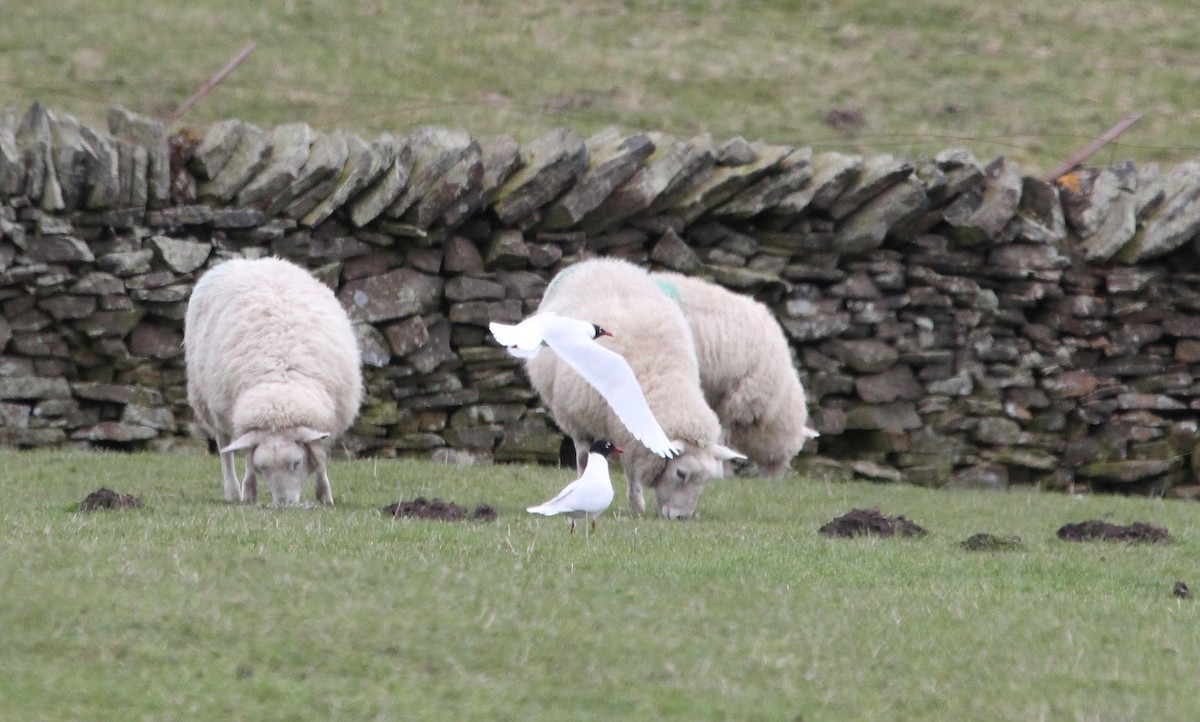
[590, 439, 623, 456]
[592, 324, 613, 340]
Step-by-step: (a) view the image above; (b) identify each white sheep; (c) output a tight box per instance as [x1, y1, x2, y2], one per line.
[525, 257, 744, 519]
[651, 271, 818, 477]
[184, 257, 363, 506]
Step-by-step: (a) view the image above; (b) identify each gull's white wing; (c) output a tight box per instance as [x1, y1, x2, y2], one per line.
[541, 327, 681, 458]
[490, 314, 559, 357]
[527, 477, 585, 514]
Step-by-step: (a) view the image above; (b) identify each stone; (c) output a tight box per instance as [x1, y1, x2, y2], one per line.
[541, 128, 655, 230]
[1123, 161, 1200, 261]
[301, 132, 388, 227]
[354, 321, 391, 368]
[189, 119, 245, 180]
[476, 134, 522, 207]
[836, 338, 899, 374]
[1058, 165, 1122, 237]
[149, 235, 209, 273]
[38, 295, 96, 321]
[409, 316, 455, 374]
[445, 276, 506, 302]
[234, 123, 316, 208]
[410, 139, 484, 229]
[75, 308, 146, 338]
[26, 235, 93, 264]
[494, 415, 563, 462]
[47, 113, 93, 210]
[943, 463, 1008, 491]
[669, 142, 792, 224]
[496, 270, 547, 301]
[649, 228, 702, 272]
[129, 321, 183, 359]
[17, 102, 64, 211]
[485, 229, 530, 269]
[98, 250, 154, 277]
[107, 106, 170, 207]
[383, 316, 430, 357]
[387, 127, 474, 220]
[71, 421, 158, 443]
[443, 235, 485, 274]
[856, 365, 923, 403]
[449, 299, 522, 326]
[1012, 177, 1065, 245]
[199, 122, 269, 203]
[844, 401, 922, 432]
[826, 154, 916, 220]
[71, 271, 124, 295]
[278, 128, 352, 218]
[347, 134, 411, 227]
[0, 108, 24, 196]
[1077, 459, 1174, 483]
[943, 157, 1022, 245]
[582, 132, 713, 232]
[776, 151, 862, 214]
[338, 268, 442, 323]
[0, 376, 71, 400]
[835, 177, 928, 253]
[715, 147, 814, 218]
[492, 128, 587, 226]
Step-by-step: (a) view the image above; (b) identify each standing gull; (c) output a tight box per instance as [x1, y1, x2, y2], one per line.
[489, 312, 681, 459]
[527, 440, 621, 533]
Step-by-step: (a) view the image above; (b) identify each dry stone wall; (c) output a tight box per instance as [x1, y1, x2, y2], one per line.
[4, 102, 1200, 497]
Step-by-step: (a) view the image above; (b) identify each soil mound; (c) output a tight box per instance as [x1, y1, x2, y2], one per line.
[819, 507, 927, 538]
[1057, 520, 1169, 544]
[961, 533, 1024, 551]
[80, 487, 143, 511]
[382, 497, 497, 522]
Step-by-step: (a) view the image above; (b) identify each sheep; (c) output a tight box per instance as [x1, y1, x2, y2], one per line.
[184, 257, 363, 506]
[524, 257, 744, 519]
[651, 271, 818, 478]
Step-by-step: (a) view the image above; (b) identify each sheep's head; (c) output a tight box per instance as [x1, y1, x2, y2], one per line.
[222, 427, 329, 506]
[647, 440, 746, 520]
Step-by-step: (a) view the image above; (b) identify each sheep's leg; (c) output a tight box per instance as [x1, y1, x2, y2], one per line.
[242, 466, 258, 505]
[314, 464, 335, 506]
[628, 479, 646, 516]
[216, 432, 241, 502]
[573, 437, 590, 472]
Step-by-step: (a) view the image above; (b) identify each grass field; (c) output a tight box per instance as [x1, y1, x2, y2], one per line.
[1, 448, 1197, 720]
[3, 0, 1200, 174]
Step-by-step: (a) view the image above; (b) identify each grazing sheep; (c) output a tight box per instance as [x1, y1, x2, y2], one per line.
[525, 257, 744, 519]
[184, 257, 363, 506]
[651, 271, 818, 477]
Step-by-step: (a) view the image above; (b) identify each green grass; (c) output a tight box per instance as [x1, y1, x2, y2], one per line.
[2, 0, 1199, 174]
[1, 449, 1197, 721]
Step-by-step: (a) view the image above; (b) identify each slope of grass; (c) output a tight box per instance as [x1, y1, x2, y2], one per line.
[1, 449, 1196, 720]
[2, 1, 1199, 173]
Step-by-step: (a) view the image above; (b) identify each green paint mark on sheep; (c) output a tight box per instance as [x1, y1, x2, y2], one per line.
[654, 278, 682, 305]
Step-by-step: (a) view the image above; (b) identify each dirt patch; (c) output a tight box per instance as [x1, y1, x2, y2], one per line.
[1056, 520, 1170, 544]
[80, 487, 143, 511]
[819, 507, 927, 538]
[382, 497, 497, 522]
[961, 533, 1024, 551]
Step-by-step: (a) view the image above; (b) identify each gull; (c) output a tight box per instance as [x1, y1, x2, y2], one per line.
[527, 440, 621, 533]
[489, 312, 681, 458]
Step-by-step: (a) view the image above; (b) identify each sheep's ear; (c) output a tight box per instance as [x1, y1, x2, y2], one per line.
[221, 431, 262, 454]
[802, 426, 820, 439]
[295, 427, 330, 444]
[712, 444, 747, 461]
